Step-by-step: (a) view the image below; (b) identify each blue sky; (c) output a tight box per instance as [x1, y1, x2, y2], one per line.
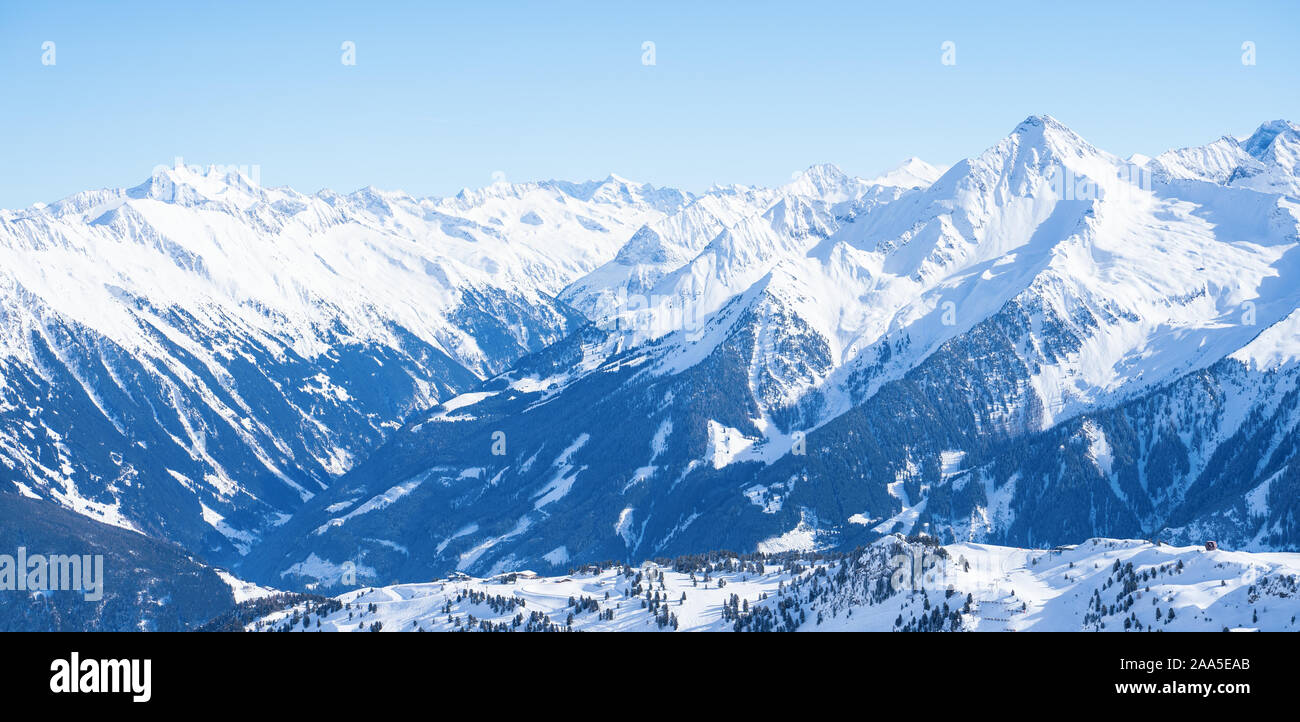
[1, 0, 1297, 208]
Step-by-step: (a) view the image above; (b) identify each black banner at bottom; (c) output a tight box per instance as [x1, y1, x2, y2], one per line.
[0, 631, 1282, 711]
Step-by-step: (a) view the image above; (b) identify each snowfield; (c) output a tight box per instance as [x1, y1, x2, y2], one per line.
[248, 537, 1300, 632]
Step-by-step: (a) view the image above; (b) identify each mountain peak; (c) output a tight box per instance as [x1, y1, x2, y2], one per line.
[866, 157, 946, 188]
[1009, 114, 1090, 147]
[782, 163, 865, 202]
[790, 163, 850, 186]
[1013, 113, 1068, 133]
[1242, 119, 1299, 158]
[127, 162, 265, 207]
[993, 114, 1108, 171]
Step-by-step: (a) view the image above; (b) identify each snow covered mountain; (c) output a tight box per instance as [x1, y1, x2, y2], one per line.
[0, 166, 690, 563]
[4, 116, 1298, 599]
[244, 537, 1300, 632]
[560, 162, 903, 328]
[247, 116, 1300, 588]
[1149, 119, 1300, 196]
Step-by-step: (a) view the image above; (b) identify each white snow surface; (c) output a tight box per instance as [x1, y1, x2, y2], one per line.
[250, 538, 1300, 632]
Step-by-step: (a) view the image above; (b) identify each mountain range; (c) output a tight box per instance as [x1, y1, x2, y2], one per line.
[2, 115, 1298, 608]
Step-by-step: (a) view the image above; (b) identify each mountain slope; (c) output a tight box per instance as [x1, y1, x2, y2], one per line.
[0, 167, 688, 564]
[246, 537, 1300, 632]
[247, 117, 1300, 586]
[0, 492, 235, 631]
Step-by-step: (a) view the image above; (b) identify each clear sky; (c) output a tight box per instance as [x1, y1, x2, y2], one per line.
[1, 0, 1297, 208]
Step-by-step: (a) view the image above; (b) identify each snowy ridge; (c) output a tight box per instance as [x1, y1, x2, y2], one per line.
[1151, 120, 1300, 196]
[573, 115, 1299, 433]
[247, 537, 1300, 632]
